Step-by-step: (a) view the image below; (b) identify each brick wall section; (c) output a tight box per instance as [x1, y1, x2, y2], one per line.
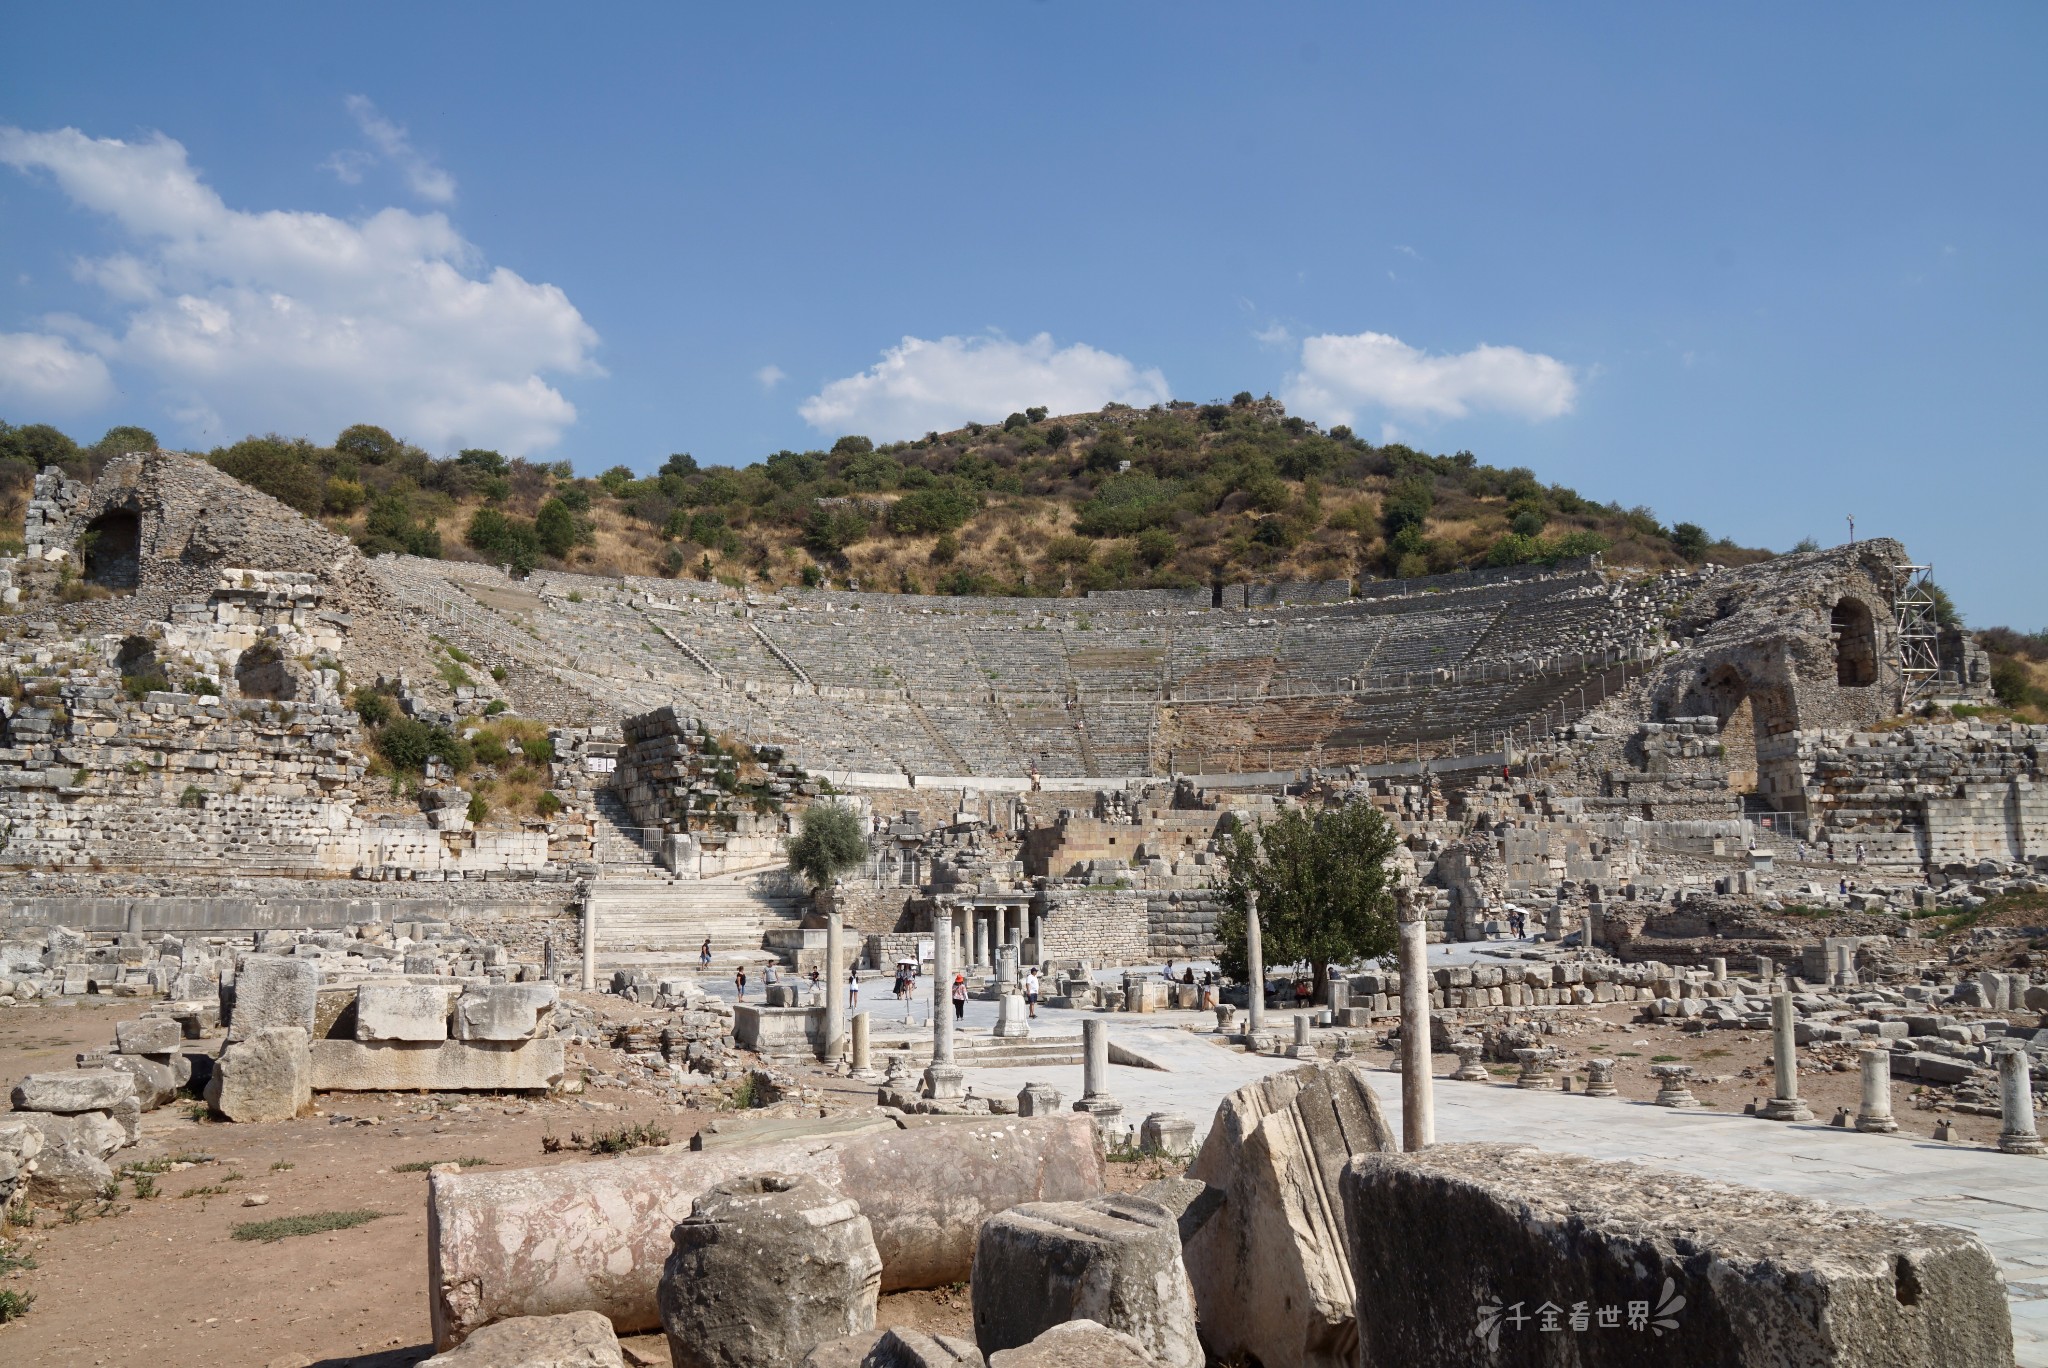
[1034, 887, 1150, 963]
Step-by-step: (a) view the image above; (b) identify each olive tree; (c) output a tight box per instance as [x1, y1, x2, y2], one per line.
[1215, 799, 1401, 1000]
[787, 801, 869, 890]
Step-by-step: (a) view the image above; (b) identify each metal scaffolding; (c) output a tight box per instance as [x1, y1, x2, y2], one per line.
[1890, 562, 1943, 709]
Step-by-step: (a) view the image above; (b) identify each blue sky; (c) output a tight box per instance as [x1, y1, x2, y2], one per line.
[2, 4, 2043, 624]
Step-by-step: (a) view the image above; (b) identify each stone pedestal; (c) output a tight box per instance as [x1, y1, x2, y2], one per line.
[1332, 1033, 1354, 1061]
[877, 1053, 917, 1110]
[1582, 1057, 1617, 1097]
[994, 990, 1031, 1039]
[1139, 1112, 1195, 1156]
[921, 1064, 965, 1103]
[1997, 1045, 2045, 1156]
[1855, 1047, 1898, 1133]
[1017, 1081, 1064, 1117]
[1651, 1063, 1700, 1108]
[1514, 1047, 1559, 1091]
[1286, 1014, 1319, 1061]
[1759, 991, 1814, 1121]
[1450, 1041, 1488, 1082]
[1212, 1004, 1236, 1035]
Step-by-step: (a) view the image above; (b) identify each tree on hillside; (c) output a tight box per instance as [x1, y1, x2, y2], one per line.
[1215, 799, 1401, 1000]
[787, 802, 869, 891]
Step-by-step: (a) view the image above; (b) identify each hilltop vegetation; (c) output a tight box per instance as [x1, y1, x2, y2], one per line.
[1, 397, 1777, 600]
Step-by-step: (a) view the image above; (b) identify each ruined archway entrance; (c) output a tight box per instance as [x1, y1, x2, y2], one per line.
[1703, 665, 1759, 794]
[80, 509, 141, 591]
[1832, 597, 1877, 687]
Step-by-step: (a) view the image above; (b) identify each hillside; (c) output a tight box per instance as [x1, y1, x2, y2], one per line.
[1, 396, 1782, 601]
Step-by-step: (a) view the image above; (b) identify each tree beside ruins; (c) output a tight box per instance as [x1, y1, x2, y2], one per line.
[787, 801, 870, 891]
[1216, 799, 1401, 1001]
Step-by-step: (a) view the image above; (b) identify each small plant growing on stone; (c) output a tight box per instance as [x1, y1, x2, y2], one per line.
[0, 1288, 34, 1323]
[566, 590, 583, 603]
[466, 794, 489, 825]
[270, 1160, 293, 1172]
[178, 785, 207, 809]
[231, 1209, 386, 1242]
[131, 1173, 158, 1199]
[536, 790, 563, 818]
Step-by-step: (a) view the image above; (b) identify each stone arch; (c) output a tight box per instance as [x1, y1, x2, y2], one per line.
[1703, 665, 1759, 793]
[79, 509, 141, 590]
[1832, 597, 1878, 687]
[234, 639, 298, 701]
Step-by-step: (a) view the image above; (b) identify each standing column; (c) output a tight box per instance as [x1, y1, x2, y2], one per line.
[973, 914, 989, 968]
[1759, 991, 1812, 1121]
[1997, 1045, 2046, 1155]
[821, 913, 846, 1063]
[1245, 892, 1266, 1040]
[1398, 916, 1435, 1151]
[1854, 1047, 1897, 1133]
[922, 916, 962, 1101]
[1073, 1017, 1123, 1133]
[849, 1009, 875, 1079]
[581, 900, 597, 992]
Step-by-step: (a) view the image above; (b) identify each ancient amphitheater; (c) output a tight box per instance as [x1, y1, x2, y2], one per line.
[2, 451, 2045, 1367]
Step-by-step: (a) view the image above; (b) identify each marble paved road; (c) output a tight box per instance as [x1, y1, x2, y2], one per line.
[953, 1017, 2048, 1366]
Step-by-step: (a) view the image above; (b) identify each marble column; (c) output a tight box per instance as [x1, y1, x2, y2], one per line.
[972, 914, 989, 968]
[1854, 1047, 1897, 1133]
[1997, 1045, 2045, 1155]
[923, 912, 958, 1093]
[821, 912, 845, 1063]
[1072, 1017, 1122, 1133]
[581, 901, 597, 992]
[1245, 892, 1266, 1039]
[1758, 992, 1813, 1121]
[1399, 916, 1434, 1151]
[849, 1009, 875, 1080]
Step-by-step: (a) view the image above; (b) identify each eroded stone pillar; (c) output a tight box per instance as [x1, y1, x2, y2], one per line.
[1073, 1017, 1122, 1134]
[1245, 892, 1266, 1040]
[923, 913, 959, 1102]
[1997, 1045, 2045, 1156]
[581, 901, 596, 992]
[850, 1010, 874, 1080]
[1288, 1013, 1318, 1061]
[1855, 1047, 1897, 1133]
[1398, 916, 1434, 1151]
[973, 915, 989, 968]
[1759, 992, 1813, 1121]
[822, 913, 846, 1064]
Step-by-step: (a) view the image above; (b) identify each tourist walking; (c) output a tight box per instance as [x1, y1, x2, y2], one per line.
[733, 965, 747, 1001]
[895, 961, 914, 1020]
[1024, 967, 1040, 1019]
[700, 938, 712, 970]
[951, 971, 968, 1021]
[847, 967, 859, 1009]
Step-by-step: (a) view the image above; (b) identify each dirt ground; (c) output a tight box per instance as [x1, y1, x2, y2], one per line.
[0, 993, 2011, 1366]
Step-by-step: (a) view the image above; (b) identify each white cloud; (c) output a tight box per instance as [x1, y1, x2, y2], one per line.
[1252, 322, 1292, 348]
[0, 331, 115, 411]
[338, 95, 455, 204]
[0, 125, 597, 451]
[800, 332, 1170, 440]
[1283, 330, 1578, 427]
[754, 364, 787, 391]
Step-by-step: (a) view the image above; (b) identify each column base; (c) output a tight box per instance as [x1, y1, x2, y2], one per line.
[1580, 1083, 1618, 1097]
[1997, 1132, 2047, 1156]
[1073, 1095, 1124, 1135]
[1757, 1097, 1813, 1121]
[1855, 1114, 1899, 1134]
[1287, 1045, 1320, 1061]
[921, 1064, 964, 1101]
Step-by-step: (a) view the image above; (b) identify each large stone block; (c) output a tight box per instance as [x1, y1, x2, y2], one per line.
[11, 1069, 135, 1114]
[984, 1320, 1160, 1367]
[659, 1173, 881, 1368]
[103, 1052, 177, 1109]
[419, 1310, 624, 1367]
[115, 1016, 184, 1056]
[311, 1039, 565, 1092]
[1341, 1143, 2014, 1368]
[428, 1113, 1107, 1348]
[226, 954, 319, 1042]
[802, 1327, 980, 1367]
[206, 1026, 311, 1122]
[972, 1195, 1199, 1368]
[357, 983, 459, 1042]
[24, 1140, 115, 1205]
[453, 983, 558, 1041]
[12, 1109, 126, 1160]
[1181, 1063, 1394, 1368]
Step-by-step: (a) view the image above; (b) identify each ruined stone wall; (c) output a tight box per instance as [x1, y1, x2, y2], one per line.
[1033, 887, 1150, 964]
[1792, 722, 2047, 866]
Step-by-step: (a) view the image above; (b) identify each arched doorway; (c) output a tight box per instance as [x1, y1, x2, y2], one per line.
[80, 510, 141, 590]
[1832, 598, 1877, 687]
[1703, 664, 1759, 793]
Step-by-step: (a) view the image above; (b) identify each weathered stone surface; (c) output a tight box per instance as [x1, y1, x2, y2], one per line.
[357, 983, 458, 1042]
[311, 1039, 566, 1092]
[801, 1327, 980, 1368]
[428, 1114, 1107, 1347]
[973, 1195, 1199, 1368]
[984, 1319, 1160, 1367]
[11, 1068, 135, 1114]
[115, 1016, 183, 1055]
[659, 1173, 881, 1368]
[454, 983, 557, 1041]
[0, 1118, 44, 1206]
[226, 954, 319, 1041]
[419, 1310, 625, 1367]
[24, 1140, 114, 1205]
[1182, 1062, 1394, 1368]
[1342, 1143, 2014, 1368]
[13, 1109, 125, 1160]
[205, 1026, 311, 1122]
[103, 1052, 177, 1109]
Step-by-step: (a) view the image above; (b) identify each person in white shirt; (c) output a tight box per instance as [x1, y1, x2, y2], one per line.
[1024, 968, 1041, 1019]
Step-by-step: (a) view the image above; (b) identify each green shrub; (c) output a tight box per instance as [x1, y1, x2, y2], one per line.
[375, 718, 471, 773]
[535, 498, 577, 558]
[465, 508, 541, 574]
[231, 1209, 385, 1242]
[466, 794, 488, 824]
[886, 484, 980, 536]
[483, 699, 508, 715]
[350, 689, 393, 726]
[536, 790, 563, 818]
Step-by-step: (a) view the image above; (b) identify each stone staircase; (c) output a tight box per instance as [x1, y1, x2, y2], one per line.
[589, 868, 809, 974]
[590, 788, 664, 868]
[858, 1027, 1085, 1069]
